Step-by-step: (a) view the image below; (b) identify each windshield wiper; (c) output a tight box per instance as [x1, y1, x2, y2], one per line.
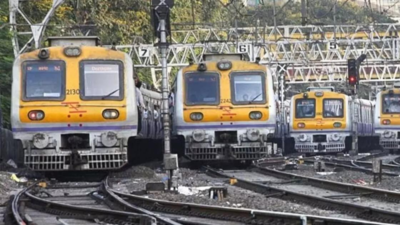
[101, 89, 119, 100]
[249, 93, 262, 104]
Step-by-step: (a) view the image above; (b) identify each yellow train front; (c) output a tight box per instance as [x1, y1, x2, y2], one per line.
[288, 87, 377, 154]
[170, 54, 277, 162]
[10, 37, 137, 171]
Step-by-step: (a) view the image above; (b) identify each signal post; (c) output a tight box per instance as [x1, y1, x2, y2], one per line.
[151, 0, 178, 191]
[347, 54, 366, 155]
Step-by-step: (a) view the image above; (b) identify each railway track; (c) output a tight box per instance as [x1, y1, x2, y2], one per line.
[204, 166, 400, 224]
[5, 175, 392, 225]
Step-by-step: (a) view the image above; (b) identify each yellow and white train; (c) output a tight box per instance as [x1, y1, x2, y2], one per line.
[169, 54, 277, 162]
[374, 87, 400, 151]
[10, 36, 138, 171]
[287, 87, 380, 154]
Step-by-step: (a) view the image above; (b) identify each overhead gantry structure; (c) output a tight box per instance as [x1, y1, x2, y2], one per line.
[8, 0, 400, 87]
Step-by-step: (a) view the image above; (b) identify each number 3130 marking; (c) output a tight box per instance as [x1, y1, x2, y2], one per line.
[66, 89, 80, 95]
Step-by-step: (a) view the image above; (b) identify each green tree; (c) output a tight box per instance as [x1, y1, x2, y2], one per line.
[0, 0, 13, 128]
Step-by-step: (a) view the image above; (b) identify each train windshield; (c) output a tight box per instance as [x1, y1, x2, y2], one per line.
[80, 62, 123, 100]
[185, 73, 219, 105]
[295, 99, 316, 118]
[323, 99, 344, 118]
[231, 73, 266, 104]
[24, 61, 65, 100]
[382, 94, 400, 113]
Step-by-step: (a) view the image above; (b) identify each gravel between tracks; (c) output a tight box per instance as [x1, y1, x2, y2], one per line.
[279, 164, 400, 191]
[111, 165, 353, 219]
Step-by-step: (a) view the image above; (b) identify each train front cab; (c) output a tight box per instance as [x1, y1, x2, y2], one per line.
[288, 88, 351, 154]
[10, 37, 137, 171]
[375, 89, 400, 151]
[171, 54, 277, 162]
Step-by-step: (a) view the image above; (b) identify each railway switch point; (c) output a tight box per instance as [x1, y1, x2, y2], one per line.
[314, 161, 326, 172]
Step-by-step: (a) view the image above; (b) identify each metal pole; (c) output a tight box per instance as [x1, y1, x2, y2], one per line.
[279, 66, 285, 154]
[160, 18, 171, 155]
[333, 1, 336, 42]
[273, 0, 277, 41]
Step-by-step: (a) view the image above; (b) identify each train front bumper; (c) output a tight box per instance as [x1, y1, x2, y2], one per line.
[21, 131, 129, 171]
[292, 133, 346, 153]
[378, 130, 400, 150]
[183, 129, 276, 161]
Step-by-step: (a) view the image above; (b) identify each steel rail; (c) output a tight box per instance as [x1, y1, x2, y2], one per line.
[101, 177, 182, 225]
[252, 165, 400, 203]
[6, 181, 158, 225]
[109, 182, 394, 225]
[204, 167, 400, 224]
[303, 159, 400, 176]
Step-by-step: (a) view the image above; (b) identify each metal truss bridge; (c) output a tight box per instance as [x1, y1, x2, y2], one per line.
[8, 0, 400, 87]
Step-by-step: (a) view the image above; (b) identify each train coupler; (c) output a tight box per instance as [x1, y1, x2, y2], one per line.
[70, 151, 88, 167]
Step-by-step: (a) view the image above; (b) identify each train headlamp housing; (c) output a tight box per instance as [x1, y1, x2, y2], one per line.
[190, 112, 203, 121]
[246, 129, 260, 141]
[32, 133, 49, 149]
[383, 119, 391, 125]
[249, 111, 262, 120]
[197, 63, 207, 72]
[64, 47, 81, 57]
[192, 130, 206, 142]
[298, 134, 307, 142]
[331, 133, 340, 141]
[217, 61, 232, 70]
[28, 110, 45, 121]
[314, 91, 324, 97]
[303, 93, 308, 98]
[383, 131, 394, 138]
[102, 109, 119, 119]
[297, 122, 305, 128]
[333, 122, 342, 128]
[101, 131, 118, 147]
[38, 49, 50, 60]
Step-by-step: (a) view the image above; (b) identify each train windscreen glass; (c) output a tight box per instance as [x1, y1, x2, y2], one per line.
[24, 61, 65, 100]
[185, 73, 219, 105]
[382, 94, 400, 113]
[323, 99, 344, 117]
[231, 73, 265, 104]
[81, 62, 123, 100]
[295, 99, 316, 118]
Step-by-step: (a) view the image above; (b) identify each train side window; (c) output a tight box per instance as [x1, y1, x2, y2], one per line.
[79, 60, 124, 101]
[22, 60, 66, 101]
[323, 99, 344, 118]
[295, 98, 316, 118]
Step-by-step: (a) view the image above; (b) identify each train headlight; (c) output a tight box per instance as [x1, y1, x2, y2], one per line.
[64, 47, 81, 57]
[197, 63, 207, 71]
[217, 61, 232, 70]
[38, 48, 49, 59]
[298, 134, 307, 142]
[331, 133, 340, 141]
[102, 109, 119, 119]
[314, 91, 324, 97]
[249, 111, 262, 120]
[333, 122, 342, 128]
[32, 133, 49, 149]
[28, 110, 45, 121]
[192, 130, 206, 142]
[101, 132, 118, 147]
[190, 112, 203, 121]
[246, 129, 260, 141]
[297, 123, 305, 128]
[383, 119, 391, 125]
